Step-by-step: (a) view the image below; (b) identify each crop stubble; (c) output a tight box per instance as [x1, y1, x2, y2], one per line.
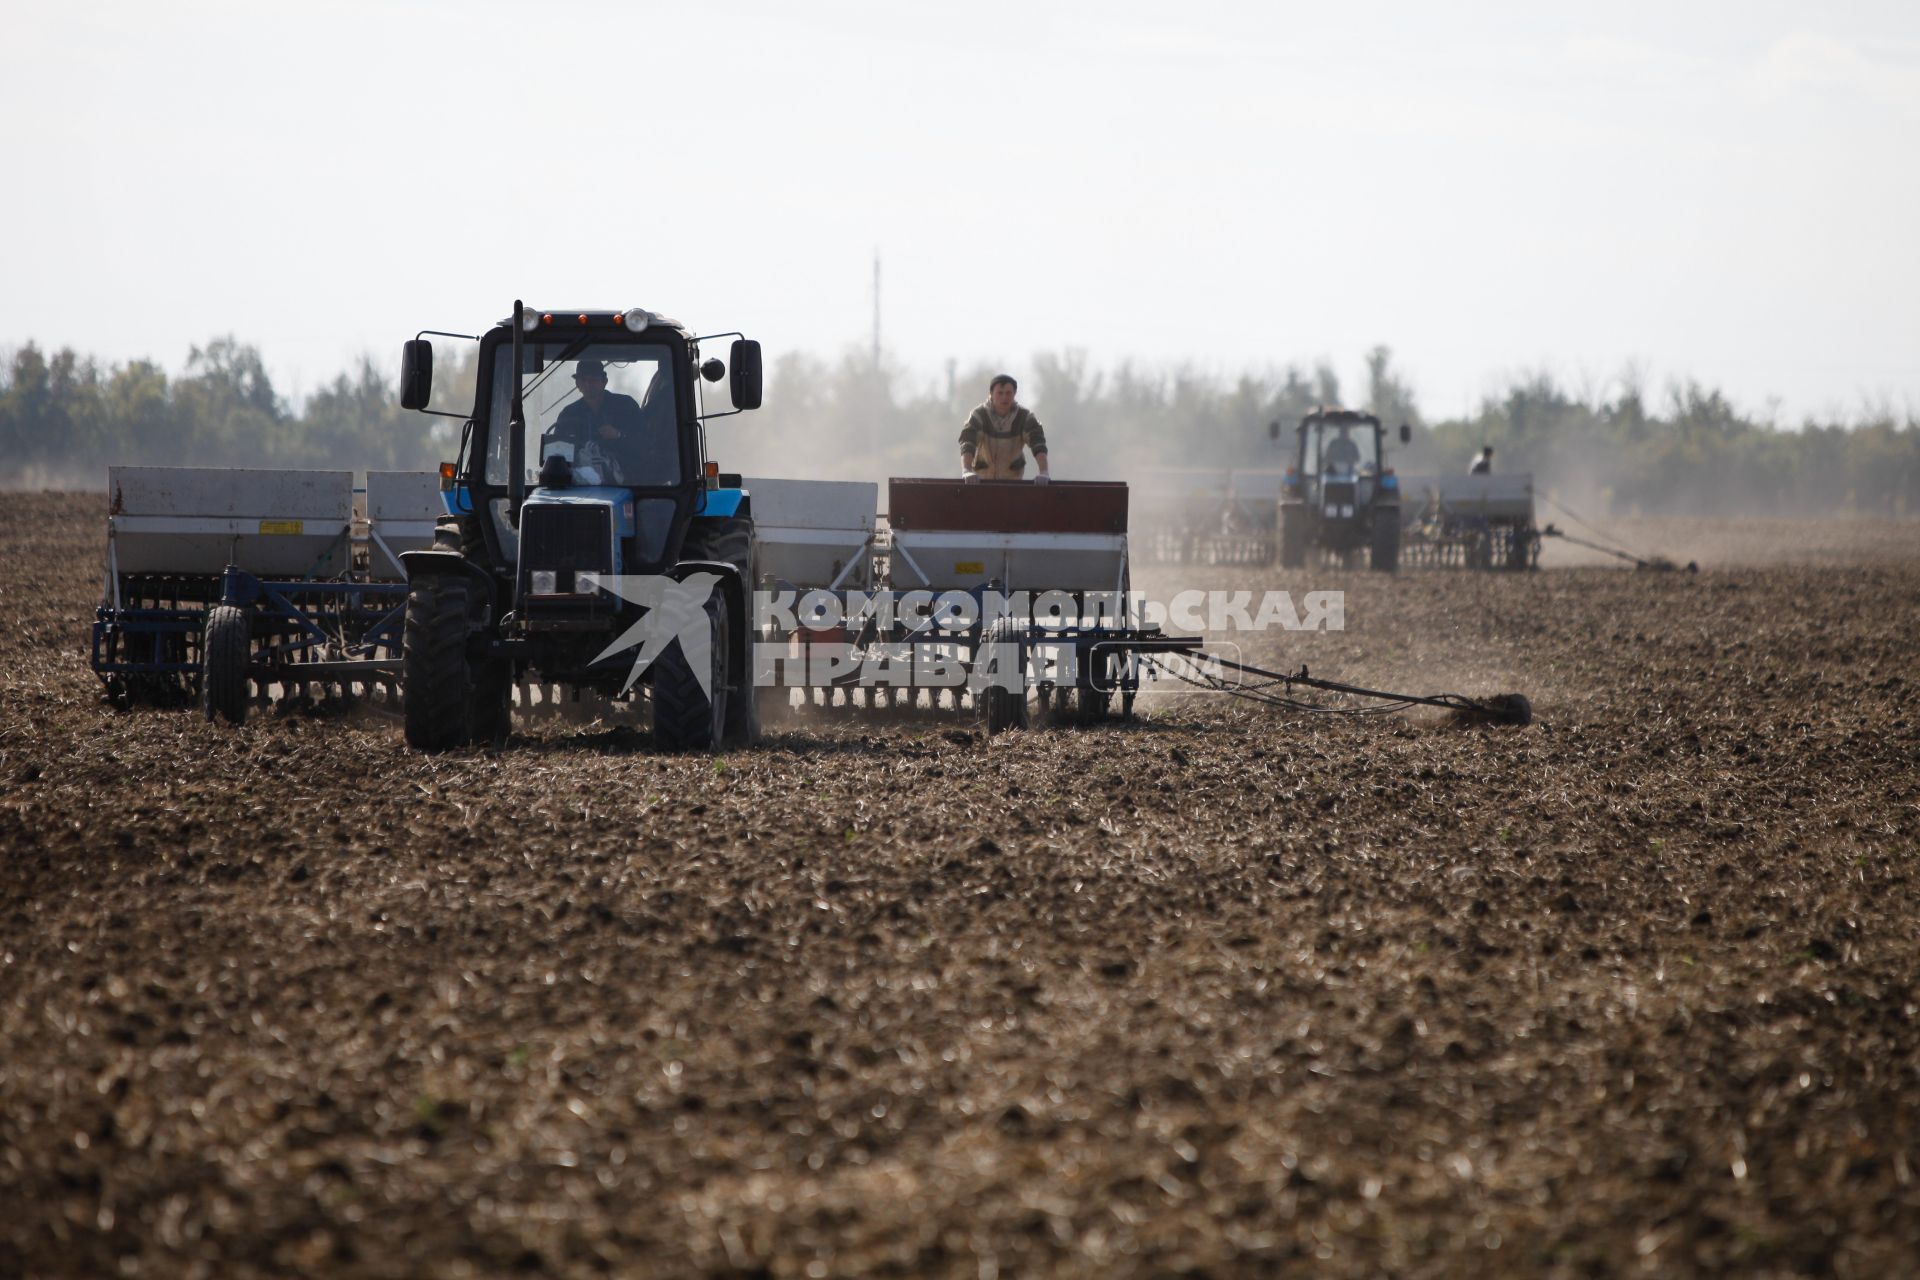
[2, 494, 1918, 1277]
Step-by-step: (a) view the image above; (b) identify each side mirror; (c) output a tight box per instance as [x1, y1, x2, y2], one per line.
[728, 339, 763, 411]
[1399, 423, 1412, 444]
[400, 339, 434, 411]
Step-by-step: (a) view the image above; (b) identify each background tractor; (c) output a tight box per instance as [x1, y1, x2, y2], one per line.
[396, 301, 764, 752]
[1271, 408, 1409, 571]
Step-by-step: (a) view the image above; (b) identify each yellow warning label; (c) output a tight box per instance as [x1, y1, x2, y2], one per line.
[954, 561, 985, 575]
[259, 520, 304, 535]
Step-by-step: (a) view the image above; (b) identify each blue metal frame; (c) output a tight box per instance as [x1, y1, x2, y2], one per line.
[91, 608, 201, 676]
[92, 565, 411, 694]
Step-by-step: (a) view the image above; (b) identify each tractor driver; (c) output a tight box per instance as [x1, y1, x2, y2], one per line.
[553, 359, 645, 481]
[1323, 424, 1362, 475]
[959, 374, 1051, 483]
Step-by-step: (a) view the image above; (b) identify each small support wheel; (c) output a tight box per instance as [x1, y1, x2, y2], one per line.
[978, 619, 1030, 735]
[201, 604, 252, 725]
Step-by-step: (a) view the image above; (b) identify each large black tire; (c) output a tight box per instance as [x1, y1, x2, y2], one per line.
[404, 576, 476, 752]
[682, 518, 761, 748]
[1370, 510, 1401, 573]
[201, 605, 252, 725]
[1279, 505, 1308, 568]
[653, 595, 728, 753]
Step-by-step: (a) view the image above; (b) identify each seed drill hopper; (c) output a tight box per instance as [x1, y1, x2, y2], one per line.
[1394, 472, 1540, 570]
[92, 466, 442, 719]
[756, 476, 1531, 732]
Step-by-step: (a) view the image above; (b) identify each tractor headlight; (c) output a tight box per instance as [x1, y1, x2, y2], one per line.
[531, 570, 558, 595]
[621, 307, 651, 333]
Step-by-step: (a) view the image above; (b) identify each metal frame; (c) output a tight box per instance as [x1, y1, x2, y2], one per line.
[92, 473, 435, 709]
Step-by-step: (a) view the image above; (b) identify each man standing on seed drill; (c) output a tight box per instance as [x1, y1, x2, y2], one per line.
[959, 374, 1051, 483]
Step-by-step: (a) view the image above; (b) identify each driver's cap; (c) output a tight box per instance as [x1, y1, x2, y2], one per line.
[575, 359, 607, 378]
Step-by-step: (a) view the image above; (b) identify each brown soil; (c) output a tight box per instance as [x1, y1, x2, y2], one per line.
[3, 493, 1918, 1278]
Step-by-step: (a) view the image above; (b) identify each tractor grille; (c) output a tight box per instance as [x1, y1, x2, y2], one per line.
[519, 503, 614, 593]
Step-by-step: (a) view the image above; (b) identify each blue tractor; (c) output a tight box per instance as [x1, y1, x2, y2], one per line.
[397, 301, 763, 752]
[1272, 408, 1410, 571]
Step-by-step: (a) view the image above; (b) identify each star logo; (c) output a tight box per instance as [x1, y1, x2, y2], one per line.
[579, 572, 722, 697]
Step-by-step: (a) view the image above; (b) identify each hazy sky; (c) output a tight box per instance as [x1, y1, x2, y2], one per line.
[4, 0, 1916, 423]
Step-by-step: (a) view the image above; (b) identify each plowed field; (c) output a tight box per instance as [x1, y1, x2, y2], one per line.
[4, 493, 1918, 1278]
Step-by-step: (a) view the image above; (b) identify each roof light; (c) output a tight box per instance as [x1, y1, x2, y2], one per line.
[520, 310, 541, 332]
[622, 307, 651, 332]
[577, 314, 590, 325]
[541, 313, 555, 327]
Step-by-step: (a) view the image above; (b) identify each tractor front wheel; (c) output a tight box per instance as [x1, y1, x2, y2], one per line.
[404, 576, 476, 752]
[653, 595, 728, 753]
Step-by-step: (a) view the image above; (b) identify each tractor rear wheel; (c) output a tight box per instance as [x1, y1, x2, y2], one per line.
[1370, 511, 1401, 573]
[201, 605, 252, 725]
[1279, 505, 1308, 568]
[404, 576, 476, 752]
[683, 518, 761, 748]
[653, 595, 727, 753]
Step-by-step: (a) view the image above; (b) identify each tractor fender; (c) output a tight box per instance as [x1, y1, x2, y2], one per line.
[670, 559, 749, 684]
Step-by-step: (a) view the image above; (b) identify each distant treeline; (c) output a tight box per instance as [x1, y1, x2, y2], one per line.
[5, 338, 1916, 516]
[0, 339, 452, 486]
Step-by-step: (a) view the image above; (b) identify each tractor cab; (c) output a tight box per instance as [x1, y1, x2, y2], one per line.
[1272, 408, 1409, 571]
[397, 302, 765, 752]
